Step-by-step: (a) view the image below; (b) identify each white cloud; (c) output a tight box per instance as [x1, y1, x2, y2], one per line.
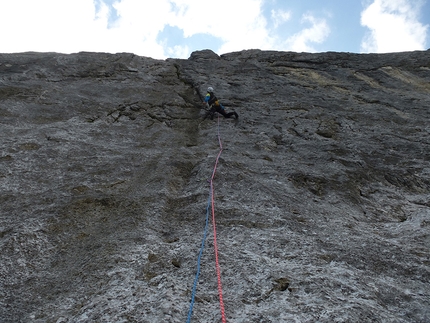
[284, 14, 330, 52]
[1, 0, 124, 53]
[106, 0, 173, 57]
[0, 0, 333, 58]
[166, 44, 190, 59]
[360, 0, 429, 53]
[0, 0, 180, 58]
[0, 0, 271, 58]
[168, 0, 273, 54]
[271, 9, 292, 28]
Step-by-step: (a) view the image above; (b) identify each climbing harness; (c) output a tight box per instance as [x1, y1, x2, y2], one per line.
[186, 115, 227, 323]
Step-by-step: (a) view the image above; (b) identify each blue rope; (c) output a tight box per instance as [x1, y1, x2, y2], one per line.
[186, 187, 212, 323]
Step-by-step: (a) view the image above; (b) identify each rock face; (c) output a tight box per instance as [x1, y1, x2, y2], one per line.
[0, 49, 429, 323]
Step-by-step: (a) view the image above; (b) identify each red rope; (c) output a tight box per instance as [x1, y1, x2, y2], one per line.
[209, 115, 227, 323]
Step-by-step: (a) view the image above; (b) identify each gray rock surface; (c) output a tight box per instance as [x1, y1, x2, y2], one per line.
[0, 49, 429, 322]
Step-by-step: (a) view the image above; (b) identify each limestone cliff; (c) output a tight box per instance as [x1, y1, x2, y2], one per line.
[0, 49, 429, 322]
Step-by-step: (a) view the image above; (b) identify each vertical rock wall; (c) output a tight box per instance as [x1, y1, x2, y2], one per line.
[0, 49, 429, 322]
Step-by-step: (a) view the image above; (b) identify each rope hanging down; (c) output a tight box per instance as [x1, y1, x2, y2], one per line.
[186, 115, 227, 323]
[186, 192, 211, 323]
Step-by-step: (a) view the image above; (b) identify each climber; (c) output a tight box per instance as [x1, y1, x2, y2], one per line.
[203, 87, 238, 120]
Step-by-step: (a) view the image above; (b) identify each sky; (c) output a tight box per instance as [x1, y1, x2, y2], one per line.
[0, 0, 429, 59]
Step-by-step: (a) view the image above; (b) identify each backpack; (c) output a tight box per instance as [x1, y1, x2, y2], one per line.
[208, 92, 220, 106]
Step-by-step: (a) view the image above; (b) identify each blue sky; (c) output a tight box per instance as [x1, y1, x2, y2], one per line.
[1, 0, 429, 59]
